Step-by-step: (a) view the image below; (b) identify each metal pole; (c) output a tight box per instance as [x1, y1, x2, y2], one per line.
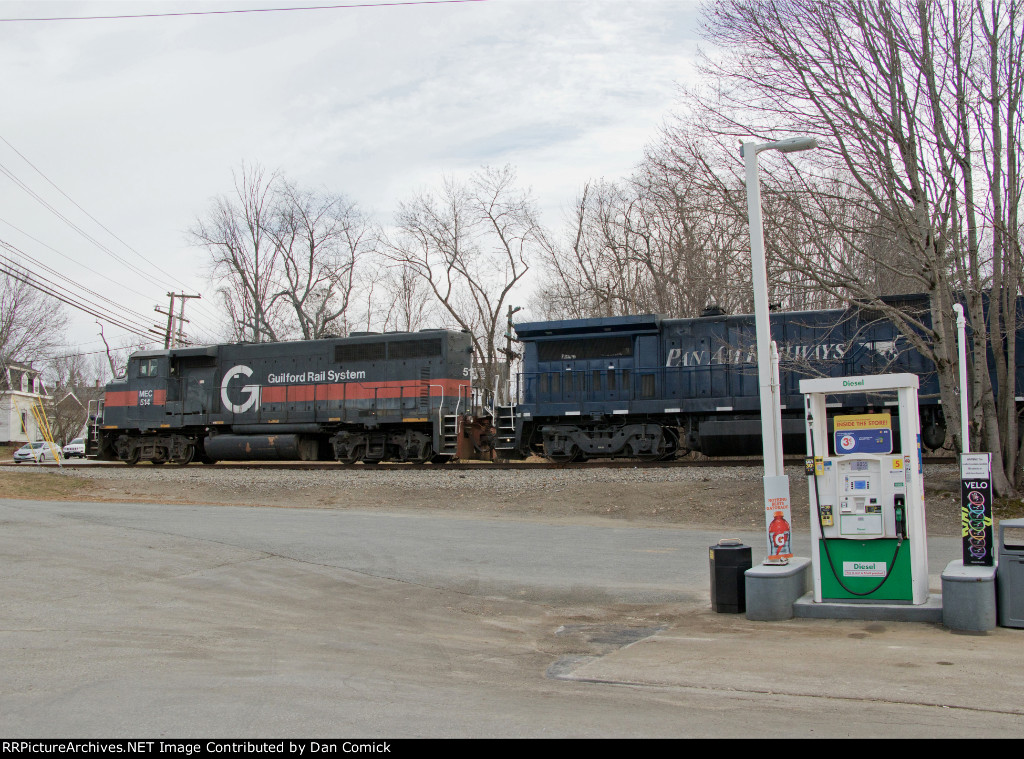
[741, 137, 818, 565]
[770, 340, 784, 476]
[953, 303, 970, 453]
[742, 142, 781, 477]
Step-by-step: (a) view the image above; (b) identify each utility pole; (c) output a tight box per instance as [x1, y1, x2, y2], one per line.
[175, 293, 202, 347]
[155, 292, 202, 348]
[155, 293, 175, 350]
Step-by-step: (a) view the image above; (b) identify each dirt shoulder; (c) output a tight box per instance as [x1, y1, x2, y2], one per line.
[0, 460, 1001, 536]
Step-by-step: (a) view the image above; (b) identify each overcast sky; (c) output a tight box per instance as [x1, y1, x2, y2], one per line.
[0, 0, 705, 358]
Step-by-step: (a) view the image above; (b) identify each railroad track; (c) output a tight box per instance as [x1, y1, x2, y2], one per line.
[12, 455, 958, 471]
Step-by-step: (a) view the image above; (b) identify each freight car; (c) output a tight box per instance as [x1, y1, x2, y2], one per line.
[493, 294, 1013, 462]
[90, 329, 481, 465]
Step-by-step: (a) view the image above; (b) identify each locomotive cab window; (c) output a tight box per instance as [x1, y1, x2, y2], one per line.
[138, 358, 159, 377]
[537, 336, 632, 362]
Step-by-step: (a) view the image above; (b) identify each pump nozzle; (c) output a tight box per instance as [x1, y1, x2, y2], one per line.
[894, 495, 907, 540]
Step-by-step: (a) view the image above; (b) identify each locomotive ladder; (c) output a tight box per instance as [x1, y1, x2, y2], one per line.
[440, 415, 459, 457]
[493, 404, 517, 455]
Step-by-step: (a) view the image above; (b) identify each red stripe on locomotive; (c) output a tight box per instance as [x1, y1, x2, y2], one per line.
[104, 390, 138, 407]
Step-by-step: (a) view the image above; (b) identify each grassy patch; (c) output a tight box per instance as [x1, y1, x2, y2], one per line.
[995, 498, 1024, 521]
[0, 468, 94, 500]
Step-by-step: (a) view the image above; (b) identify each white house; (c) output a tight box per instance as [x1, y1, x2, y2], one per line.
[0, 362, 50, 444]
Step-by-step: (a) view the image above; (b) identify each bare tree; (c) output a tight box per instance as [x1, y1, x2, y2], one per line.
[269, 181, 376, 339]
[376, 262, 438, 333]
[384, 165, 541, 408]
[190, 163, 287, 343]
[535, 134, 756, 321]
[192, 164, 381, 343]
[533, 181, 651, 319]
[695, 0, 1024, 493]
[42, 351, 93, 444]
[0, 270, 68, 366]
[95, 323, 149, 382]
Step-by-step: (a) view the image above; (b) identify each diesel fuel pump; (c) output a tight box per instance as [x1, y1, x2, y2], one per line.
[800, 374, 930, 605]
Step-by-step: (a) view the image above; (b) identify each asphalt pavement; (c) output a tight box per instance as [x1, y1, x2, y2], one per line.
[2, 497, 1021, 737]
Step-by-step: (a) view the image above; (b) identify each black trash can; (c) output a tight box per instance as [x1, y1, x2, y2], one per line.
[710, 539, 752, 613]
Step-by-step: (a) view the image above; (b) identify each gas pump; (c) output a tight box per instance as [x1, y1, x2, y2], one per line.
[800, 374, 930, 605]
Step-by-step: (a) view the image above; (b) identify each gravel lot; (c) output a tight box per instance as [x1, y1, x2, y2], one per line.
[43, 460, 970, 535]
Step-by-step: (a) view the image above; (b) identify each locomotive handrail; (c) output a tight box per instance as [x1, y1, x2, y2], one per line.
[429, 383, 446, 431]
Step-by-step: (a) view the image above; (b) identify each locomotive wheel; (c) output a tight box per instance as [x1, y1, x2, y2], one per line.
[657, 429, 680, 461]
[173, 445, 195, 466]
[338, 445, 363, 465]
[545, 446, 581, 464]
[408, 441, 433, 465]
[542, 436, 582, 463]
[123, 450, 141, 466]
[628, 428, 676, 461]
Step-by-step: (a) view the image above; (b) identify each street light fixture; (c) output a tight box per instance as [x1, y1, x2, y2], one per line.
[741, 136, 819, 564]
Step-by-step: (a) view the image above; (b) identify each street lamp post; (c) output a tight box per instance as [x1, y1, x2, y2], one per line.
[741, 136, 818, 565]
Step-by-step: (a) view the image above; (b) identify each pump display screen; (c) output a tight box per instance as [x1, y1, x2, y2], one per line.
[851, 479, 869, 490]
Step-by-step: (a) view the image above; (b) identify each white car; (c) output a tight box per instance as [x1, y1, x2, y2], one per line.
[12, 442, 62, 463]
[63, 438, 86, 458]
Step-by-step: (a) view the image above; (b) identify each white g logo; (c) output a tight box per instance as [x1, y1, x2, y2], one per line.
[221, 365, 260, 414]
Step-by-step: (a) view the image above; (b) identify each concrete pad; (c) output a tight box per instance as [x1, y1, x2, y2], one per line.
[558, 610, 1024, 724]
[745, 557, 811, 621]
[793, 592, 944, 623]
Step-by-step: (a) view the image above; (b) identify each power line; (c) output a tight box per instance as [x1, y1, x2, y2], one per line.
[49, 343, 161, 361]
[0, 229, 161, 327]
[0, 259, 162, 343]
[0, 141, 224, 338]
[1, 244, 217, 348]
[0, 0, 488, 23]
[0, 214, 165, 302]
[0, 244, 165, 341]
[0, 137, 199, 292]
[0, 158, 191, 296]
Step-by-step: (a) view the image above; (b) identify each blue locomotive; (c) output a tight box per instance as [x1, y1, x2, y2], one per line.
[92, 329, 479, 465]
[495, 294, 983, 462]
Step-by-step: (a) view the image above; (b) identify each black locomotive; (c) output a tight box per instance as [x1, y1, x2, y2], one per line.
[92, 329, 478, 465]
[494, 294, 1005, 462]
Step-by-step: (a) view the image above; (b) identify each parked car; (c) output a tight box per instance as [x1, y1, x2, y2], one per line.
[62, 438, 86, 458]
[13, 442, 61, 463]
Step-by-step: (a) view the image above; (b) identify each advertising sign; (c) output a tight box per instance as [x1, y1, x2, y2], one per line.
[833, 413, 893, 455]
[763, 475, 793, 564]
[961, 453, 994, 566]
